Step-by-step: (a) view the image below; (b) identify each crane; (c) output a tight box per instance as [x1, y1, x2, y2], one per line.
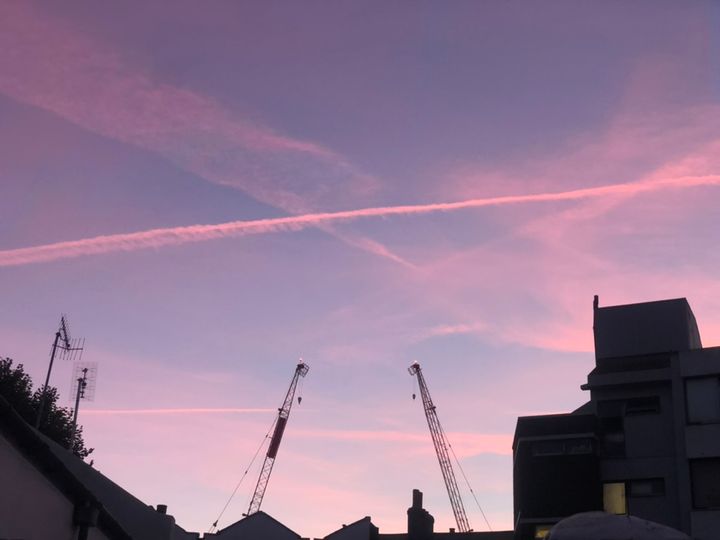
[408, 361, 471, 533]
[246, 361, 309, 516]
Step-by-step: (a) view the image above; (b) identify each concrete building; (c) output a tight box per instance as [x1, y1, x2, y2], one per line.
[513, 297, 720, 540]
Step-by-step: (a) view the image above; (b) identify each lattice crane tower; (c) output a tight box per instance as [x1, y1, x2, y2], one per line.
[246, 360, 309, 516]
[408, 361, 471, 533]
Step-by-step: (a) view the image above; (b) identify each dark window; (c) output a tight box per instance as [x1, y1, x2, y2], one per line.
[598, 396, 661, 417]
[628, 478, 665, 497]
[565, 438, 593, 455]
[600, 417, 625, 457]
[532, 438, 594, 457]
[532, 440, 564, 456]
[690, 459, 720, 509]
[625, 396, 661, 415]
[686, 378, 720, 424]
[598, 399, 625, 418]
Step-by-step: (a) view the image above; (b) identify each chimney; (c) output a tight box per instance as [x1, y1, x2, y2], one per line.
[407, 489, 434, 540]
[156, 504, 168, 514]
[412, 489, 423, 509]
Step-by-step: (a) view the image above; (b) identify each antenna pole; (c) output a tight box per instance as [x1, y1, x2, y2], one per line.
[35, 331, 61, 429]
[69, 368, 88, 449]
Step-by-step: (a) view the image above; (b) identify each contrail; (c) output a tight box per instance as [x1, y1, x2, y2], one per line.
[1, 174, 718, 267]
[81, 408, 275, 416]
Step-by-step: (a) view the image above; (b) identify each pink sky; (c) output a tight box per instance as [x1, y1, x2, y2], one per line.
[1, 1, 719, 537]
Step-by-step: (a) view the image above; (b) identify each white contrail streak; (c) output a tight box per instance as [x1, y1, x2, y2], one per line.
[81, 408, 275, 416]
[1, 174, 718, 267]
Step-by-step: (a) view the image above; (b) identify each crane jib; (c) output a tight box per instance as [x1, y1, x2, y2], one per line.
[267, 416, 288, 459]
[245, 361, 309, 517]
[409, 361, 471, 533]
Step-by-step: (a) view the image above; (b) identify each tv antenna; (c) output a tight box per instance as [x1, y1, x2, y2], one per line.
[35, 315, 85, 429]
[68, 361, 98, 449]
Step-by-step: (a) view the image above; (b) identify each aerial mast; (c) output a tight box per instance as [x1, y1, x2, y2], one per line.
[35, 315, 84, 429]
[68, 362, 98, 450]
[408, 361, 471, 533]
[246, 360, 309, 516]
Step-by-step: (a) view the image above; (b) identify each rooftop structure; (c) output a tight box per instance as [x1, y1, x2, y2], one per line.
[513, 296, 718, 540]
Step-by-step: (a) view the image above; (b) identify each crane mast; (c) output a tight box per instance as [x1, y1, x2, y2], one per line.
[408, 361, 471, 533]
[247, 361, 309, 516]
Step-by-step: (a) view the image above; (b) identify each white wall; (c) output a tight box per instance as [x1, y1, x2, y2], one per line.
[0, 435, 110, 540]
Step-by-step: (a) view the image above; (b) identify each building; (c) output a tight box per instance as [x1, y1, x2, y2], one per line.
[323, 516, 379, 540]
[513, 297, 720, 540]
[205, 511, 302, 539]
[1, 385, 512, 540]
[348, 489, 513, 540]
[0, 393, 198, 540]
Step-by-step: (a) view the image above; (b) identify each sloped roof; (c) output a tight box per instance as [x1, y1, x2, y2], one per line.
[40, 431, 196, 540]
[324, 515, 378, 539]
[0, 394, 195, 540]
[0, 394, 130, 539]
[214, 510, 301, 538]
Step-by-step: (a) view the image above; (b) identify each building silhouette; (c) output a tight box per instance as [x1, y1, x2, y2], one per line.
[205, 511, 301, 539]
[513, 297, 719, 540]
[0, 393, 199, 539]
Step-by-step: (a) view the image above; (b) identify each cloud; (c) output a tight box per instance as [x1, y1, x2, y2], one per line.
[0, 3, 368, 209]
[1, 173, 717, 267]
[0, 3, 416, 267]
[428, 322, 487, 337]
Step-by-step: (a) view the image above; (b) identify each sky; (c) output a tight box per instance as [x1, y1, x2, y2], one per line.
[1, 0, 720, 536]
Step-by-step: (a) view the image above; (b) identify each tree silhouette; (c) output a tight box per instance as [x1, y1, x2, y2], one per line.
[0, 357, 93, 459]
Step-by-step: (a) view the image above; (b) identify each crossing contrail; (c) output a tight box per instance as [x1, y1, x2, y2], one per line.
[1, 174, 718, 267]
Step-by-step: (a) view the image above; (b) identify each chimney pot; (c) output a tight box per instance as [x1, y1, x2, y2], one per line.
[156, 504, 167, 514]
[412, 489, 423, 509]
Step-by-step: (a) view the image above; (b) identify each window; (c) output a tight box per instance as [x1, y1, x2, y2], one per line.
[531, 438, 594, 457]
[690, 459, 720, 509]
[534, 525, 552, 539]
[598, 396, 660, 417]
[565, 437, 593, 455]
[628, 478, 665, 497]
[625, 396, 660, 415]
[599, 416, 625, 457]
[686, 378, 720, 424]
[603, 482, 627, 515]
[598, 399, 625, 418]
[532, 440, 564, 456]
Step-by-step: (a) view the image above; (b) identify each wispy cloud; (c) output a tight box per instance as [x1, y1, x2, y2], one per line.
[295, 428, 512, 456]
[0, 3, 417, 267]
[0, 3, 364, 209]
[1, 174, 718, 267]
[428, 322, 487, 337]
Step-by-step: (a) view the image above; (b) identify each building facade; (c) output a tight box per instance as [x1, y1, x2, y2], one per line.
[513, 297, 720, 540]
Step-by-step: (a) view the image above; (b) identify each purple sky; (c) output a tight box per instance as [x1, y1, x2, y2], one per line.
[1, 1, 720, 536]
